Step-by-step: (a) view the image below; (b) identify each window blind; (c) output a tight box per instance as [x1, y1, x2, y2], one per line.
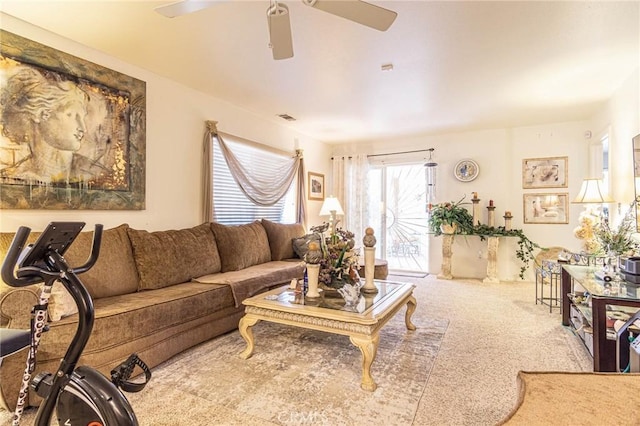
[212, 136, 296, 225]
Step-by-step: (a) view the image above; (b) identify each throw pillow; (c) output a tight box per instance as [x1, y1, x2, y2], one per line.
[64, 224, 140, 299]
[210, 221, 271, 272]
[48, 281, 78, 321]
[292, 233, 322, 259]
[127, 223, 221, 290]
[261, 219, 305, 261]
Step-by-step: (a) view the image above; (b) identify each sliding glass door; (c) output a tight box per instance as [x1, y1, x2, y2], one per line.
[367, 163, 429, 273]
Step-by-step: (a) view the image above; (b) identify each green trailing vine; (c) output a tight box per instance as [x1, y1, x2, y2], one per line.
[469, 224, 542, 280]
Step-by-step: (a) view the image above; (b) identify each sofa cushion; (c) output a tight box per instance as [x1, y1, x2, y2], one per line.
[210, 221, 271, 272]
[193, 260, 305, 306]
[64, 224, 139, 299]
[261, 219, 305, 260]
[39, 281, 237, 362]
[127, 223, 221, 290]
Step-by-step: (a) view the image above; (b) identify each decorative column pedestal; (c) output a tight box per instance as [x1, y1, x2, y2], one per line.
[482, 236, 500, 283]
[306, 264, 321, 298]
[362, 228, 378, 294]
[472, 197, 481, 226]
[437, 234, 454, 280]
[504, 212, 513, 231]
[487, 206, 496, 227]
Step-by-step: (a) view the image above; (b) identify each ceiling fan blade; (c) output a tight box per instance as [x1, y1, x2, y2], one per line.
[267, 3, 294, 60]
[304, 0, 397, 31]
[155, 1, 225, 18]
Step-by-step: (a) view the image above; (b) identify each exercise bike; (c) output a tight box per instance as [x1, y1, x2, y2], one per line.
[0, 222, 151, 426]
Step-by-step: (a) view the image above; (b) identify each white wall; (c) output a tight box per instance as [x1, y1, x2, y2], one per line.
[0, 14, 332, 232]
[334, 66, 640, 280]
[591, 69, 640, 209]
[333, 123, 593, 280]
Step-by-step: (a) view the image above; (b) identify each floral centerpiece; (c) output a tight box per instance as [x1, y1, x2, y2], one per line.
[574, 203, 639, 257]
[594, 202, 639, 256]
[573, 207, 602, 254]
[308, 223, 360, 290]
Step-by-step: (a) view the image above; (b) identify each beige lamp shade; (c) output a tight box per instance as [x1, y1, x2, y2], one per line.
[572, 178, 614, 203]
[320, 196, 344, 216]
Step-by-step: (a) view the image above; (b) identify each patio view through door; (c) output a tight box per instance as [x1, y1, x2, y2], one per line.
[367, 163, 429, 274]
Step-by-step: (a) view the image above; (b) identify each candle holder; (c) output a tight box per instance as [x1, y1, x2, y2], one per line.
[487, 205, 496, 227]
[471, 197, 481, 226]
[503, 212, 513, 231]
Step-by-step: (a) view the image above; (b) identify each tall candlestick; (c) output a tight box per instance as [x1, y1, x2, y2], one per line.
[487, 205, 496, 227]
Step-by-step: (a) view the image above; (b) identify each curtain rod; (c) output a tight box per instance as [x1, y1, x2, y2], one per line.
[331, 148, 434, 160]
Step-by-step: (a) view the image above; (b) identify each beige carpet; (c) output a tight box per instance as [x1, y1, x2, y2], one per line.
[1, 275, 593, 425]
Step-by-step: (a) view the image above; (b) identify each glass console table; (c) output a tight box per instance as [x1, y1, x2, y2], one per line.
[561, 264, 640, 371]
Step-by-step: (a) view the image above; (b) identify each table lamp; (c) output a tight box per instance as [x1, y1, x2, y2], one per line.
[320, 196, 344, 235]
[573, 178, 613, 204]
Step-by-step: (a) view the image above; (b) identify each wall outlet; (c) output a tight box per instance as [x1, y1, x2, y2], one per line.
[478, 250, 483, 259]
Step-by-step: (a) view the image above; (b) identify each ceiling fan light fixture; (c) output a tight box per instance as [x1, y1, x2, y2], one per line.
[267, 1, 294, 60]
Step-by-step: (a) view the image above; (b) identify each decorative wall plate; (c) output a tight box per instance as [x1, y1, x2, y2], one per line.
[454, 159, 479, 182]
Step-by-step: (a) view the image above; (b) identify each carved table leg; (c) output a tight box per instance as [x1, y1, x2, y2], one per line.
[238, 315, 260, 359]
[350, 334, 380, 391]
[405, 295, 417, 330]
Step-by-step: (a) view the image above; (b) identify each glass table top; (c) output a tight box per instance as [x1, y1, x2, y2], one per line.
[264, 280, 404, 314]
[563, 264, 640, 300]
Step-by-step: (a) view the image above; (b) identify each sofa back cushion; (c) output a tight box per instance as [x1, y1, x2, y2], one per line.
[210, 221, 271, 272]
[1, 224, 138, 300]
[261, 219, 305, 260]
[64, 224, 140, 299]
[128, 223, 221, 290]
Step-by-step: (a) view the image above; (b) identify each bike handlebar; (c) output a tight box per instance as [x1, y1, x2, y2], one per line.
[1, 224, 103, 287]
[1, 226, 39, 287]
[74, 224, 103, 275]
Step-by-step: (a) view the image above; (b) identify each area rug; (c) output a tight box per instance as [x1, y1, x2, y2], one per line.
[499, 371, 640, 425]
[4, 314, 448, 425]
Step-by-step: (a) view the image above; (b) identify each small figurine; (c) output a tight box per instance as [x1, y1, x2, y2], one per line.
[363, 227, 376, 248]
[337, 283, 360, 307]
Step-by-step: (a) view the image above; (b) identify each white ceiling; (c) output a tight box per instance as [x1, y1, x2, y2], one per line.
[1, 1, 638, 144]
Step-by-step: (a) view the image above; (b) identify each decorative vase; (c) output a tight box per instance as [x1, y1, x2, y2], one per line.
[441, 223, 458, 234]
[306, 264, 320, 298]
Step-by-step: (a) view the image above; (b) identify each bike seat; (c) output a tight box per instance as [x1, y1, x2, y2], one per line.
[0, 328, 30, 358]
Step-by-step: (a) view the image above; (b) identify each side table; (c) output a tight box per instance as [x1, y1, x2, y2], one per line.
[357, 258, 389, 280]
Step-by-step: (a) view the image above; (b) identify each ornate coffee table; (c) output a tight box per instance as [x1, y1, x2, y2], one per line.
[238, 280, 417, 391]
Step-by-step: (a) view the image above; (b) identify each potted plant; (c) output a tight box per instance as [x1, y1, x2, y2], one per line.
[428, 197, 474, 235]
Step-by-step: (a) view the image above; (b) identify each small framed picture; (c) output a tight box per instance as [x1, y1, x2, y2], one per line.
[523, 193, 569, 224]
[522, 156, 568, 189]
[308, 172, 325, 201]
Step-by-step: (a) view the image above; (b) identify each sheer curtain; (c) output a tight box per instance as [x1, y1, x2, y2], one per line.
[332, 154, 369, 244]
[202, 120, 306, 227]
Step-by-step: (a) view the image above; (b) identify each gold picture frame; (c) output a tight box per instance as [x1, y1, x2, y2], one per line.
[308, 172, 325, 201]
[523, 193, 569, 224]
[522, 156, 568, 189]
[0, 30, 146, 210]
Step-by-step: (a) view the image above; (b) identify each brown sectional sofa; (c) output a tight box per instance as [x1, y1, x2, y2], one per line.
[0, 219, 305, 409]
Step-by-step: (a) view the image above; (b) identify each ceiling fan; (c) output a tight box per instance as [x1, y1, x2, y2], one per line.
[155, 0, 398, 60]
